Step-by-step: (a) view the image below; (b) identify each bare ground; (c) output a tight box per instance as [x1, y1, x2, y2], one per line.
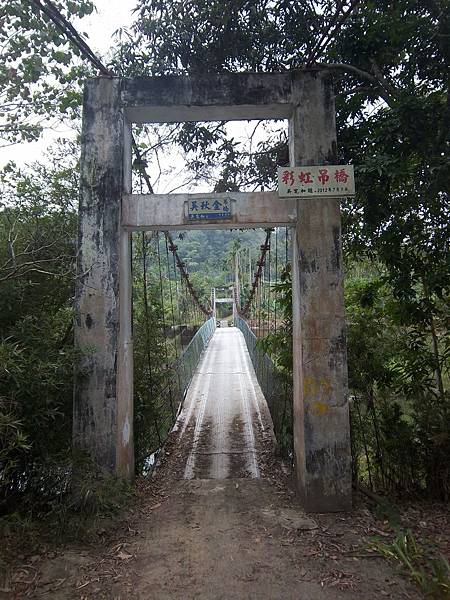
[3, 425, 424, 600]
[3, 329, 446, 598]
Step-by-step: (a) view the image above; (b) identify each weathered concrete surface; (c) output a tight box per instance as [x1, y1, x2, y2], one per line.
[121, 71, 305, 123]
[178, 327, 272, 479]
[122, 191, 297, 230]
[74, 69, 351, 509]
[116, 123, 134, 477]
[290, 71, 351, 511]
[74, 77, 134, 477]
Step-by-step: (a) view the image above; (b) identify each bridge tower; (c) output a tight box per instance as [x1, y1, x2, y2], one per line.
[75, 70, 351, 511]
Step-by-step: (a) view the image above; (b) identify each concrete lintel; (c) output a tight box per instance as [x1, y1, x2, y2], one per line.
[122, 192, 297, 230]
[125, 104, 291, 124]
[119, 71, 317, 123]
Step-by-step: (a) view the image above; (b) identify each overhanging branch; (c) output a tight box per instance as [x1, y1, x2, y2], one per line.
[322, 62, 396, 105]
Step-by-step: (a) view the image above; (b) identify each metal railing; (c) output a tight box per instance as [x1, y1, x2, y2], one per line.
[235, 315, 293, 461]
[175, 317, 216, 396]
[140, 318, 216, 464]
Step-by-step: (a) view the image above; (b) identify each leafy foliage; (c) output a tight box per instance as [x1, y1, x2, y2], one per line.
[347, 265, 449, 499]
[372, 530, 450, 598]
[0, 146, 78, 511]
[132, 232, 173, 471]
[0, 0, 94, 144]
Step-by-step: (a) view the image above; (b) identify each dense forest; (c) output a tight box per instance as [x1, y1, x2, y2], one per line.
[0, 0, 449, 589]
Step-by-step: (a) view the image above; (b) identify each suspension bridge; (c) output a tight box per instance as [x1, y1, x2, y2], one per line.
[6, 6, 427, 598]
[74, 69, 351, 513]
[49, 55, 354, 517]
[131, 227, 292, 480]
[24, 1, 352, 513]
[162, 228, 289, 474]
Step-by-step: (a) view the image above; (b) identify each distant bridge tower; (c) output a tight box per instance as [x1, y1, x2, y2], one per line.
[212, 287, 234, 322]
[234, 250, 241, 310]
[211, 288, 216, 320]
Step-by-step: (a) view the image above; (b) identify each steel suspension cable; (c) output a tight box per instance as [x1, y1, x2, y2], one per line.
[156, 233, 175, 417]
[257, 266, 262, 338]
[132, 150, 209, 319]
[262, 252, 266, 338]
[27, 0, 112, 75]
[165, 232, 212, 318]
[141, 231, 154, 390]
[240, 229, 273, 319]
[164, 235, 179, 359]
[170, 240, 183, 356]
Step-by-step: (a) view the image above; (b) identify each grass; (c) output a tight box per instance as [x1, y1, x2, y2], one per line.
[371, 529, 450, 599]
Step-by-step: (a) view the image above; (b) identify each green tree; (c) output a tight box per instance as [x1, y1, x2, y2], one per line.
[0, 143, 78, 508]
[1, 0, 94, 144]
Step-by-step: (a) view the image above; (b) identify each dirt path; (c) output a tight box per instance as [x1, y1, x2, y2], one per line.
[5, 328, 422, 599]
[6, 458, 420, 599]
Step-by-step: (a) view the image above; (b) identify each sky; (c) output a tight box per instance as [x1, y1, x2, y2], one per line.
[0, 0, 279, 193]
[74, 0, 136, 57]
[0, 0, 136, 167]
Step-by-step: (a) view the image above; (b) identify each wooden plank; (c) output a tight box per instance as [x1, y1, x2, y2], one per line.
[122, 192, 297, 230]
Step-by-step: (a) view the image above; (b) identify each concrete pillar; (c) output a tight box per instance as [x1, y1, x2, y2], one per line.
[290, 71, 351, 511]
[74, 77, 134, 478]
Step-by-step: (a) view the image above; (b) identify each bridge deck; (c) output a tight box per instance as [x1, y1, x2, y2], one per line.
[177, 327, 273, 479]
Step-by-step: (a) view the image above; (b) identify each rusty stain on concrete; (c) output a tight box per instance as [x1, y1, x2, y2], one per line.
[309, 401, 330, 416]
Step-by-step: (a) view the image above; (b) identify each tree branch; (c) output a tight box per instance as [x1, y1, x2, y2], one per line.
[322, 62, 396, 106]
